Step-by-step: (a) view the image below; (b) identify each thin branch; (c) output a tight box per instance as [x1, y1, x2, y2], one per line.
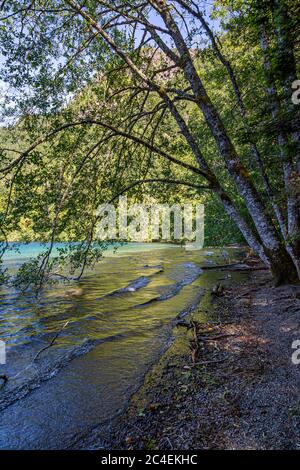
[0, 119, 209, 179]
[33, 321, 70, 361]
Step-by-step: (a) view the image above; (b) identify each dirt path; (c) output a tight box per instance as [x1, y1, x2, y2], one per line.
[107, 270, 300, 450]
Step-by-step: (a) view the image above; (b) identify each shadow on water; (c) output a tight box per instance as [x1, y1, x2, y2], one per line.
[0, 245, 247, 449]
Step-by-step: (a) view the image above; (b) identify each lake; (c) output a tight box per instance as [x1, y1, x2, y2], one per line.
[0, 243, 244, 449]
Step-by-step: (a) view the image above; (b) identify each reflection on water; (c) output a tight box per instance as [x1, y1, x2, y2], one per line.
[0, 245, 245, 449]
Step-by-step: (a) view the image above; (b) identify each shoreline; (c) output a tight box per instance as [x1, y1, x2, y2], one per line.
[100, 269, 300, 450]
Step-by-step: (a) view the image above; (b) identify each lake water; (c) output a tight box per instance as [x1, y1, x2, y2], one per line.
[1, 241, 176, 262]
[0, 243, 245, 449]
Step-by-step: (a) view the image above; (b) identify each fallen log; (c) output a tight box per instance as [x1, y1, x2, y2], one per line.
[192, 358, 229, 366]
[201, 263, 268, 271]
[198, 333, 238, 341]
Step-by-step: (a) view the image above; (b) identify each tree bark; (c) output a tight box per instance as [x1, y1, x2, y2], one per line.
[265, 3, 300, 271]
[272, 0, 300, 261]
[259, 23, 300, 272]
[61, 0, 300, 285]
[152, 0, 299, 284]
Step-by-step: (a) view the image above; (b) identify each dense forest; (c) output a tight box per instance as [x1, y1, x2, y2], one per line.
[0, 0, 299, 287]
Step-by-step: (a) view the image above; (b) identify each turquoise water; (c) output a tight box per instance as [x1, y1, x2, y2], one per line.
[2, 241, 178, 261]
[0, 243, 245, 449]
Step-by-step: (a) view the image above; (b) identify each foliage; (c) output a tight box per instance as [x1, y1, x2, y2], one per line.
[0, 0, 299, 288]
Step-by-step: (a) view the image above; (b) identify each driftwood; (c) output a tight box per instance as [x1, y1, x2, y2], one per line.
[201, 262, 242, 270]
[192, 358, 229, 366]
[202, 263, 268, 271]
[189, 342, 199, 364]
[198, 333, 238, 341]
[177, 318, 237, 364]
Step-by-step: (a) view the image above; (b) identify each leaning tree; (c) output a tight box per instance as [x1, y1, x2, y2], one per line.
[0, 0, 299, 285]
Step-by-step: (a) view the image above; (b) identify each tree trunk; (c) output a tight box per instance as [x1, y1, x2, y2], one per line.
[66, 0, 300, 286]
[267, 247, 299, 286]
[219, 189, 298, 285]
[271, 0, 300, 267]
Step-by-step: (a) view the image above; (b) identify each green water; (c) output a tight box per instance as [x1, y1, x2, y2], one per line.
[0, 244, 246, 449]
[1, 241, 177, 262]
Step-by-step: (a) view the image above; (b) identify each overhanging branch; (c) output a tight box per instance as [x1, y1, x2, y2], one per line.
[0, 119, 209, 180]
